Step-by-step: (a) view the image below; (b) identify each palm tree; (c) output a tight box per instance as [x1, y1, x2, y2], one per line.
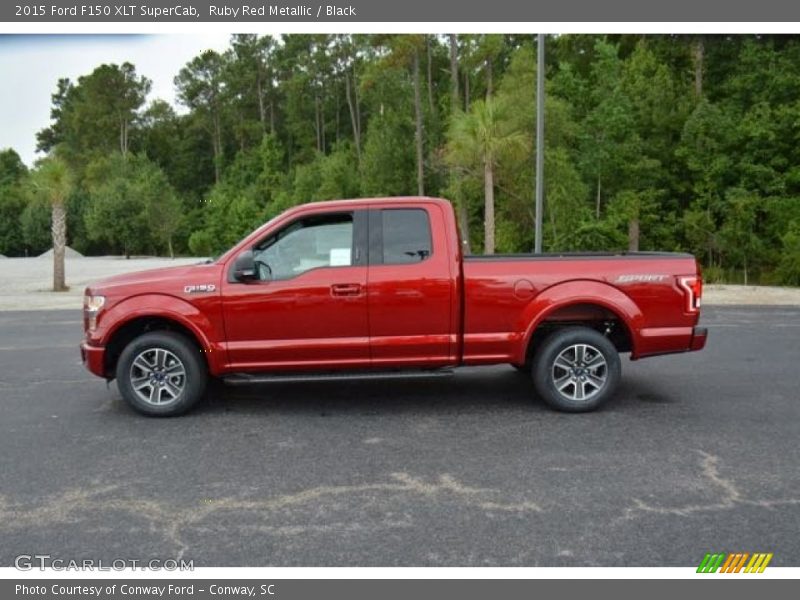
[30, 155, 73, 291]
[447, 98, 529, 254]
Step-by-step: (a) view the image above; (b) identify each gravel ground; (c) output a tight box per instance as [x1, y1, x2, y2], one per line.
[0, 256, 798, 310]
[0, 256, 205, 310]
[702, 283, 800, 305]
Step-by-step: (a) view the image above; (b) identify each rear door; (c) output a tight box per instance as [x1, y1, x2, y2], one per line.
[367, 205, 454, 367]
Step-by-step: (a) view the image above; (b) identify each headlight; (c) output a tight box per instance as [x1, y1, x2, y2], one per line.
[83, 295, 105, 331]
[83, 295, 105, 312]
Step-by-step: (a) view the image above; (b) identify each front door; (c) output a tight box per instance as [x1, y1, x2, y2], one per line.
[222, 210, 369, 371]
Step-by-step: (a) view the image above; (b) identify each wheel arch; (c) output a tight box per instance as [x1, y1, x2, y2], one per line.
[516, 280, 643, 365]
[98, 295, 224, 377]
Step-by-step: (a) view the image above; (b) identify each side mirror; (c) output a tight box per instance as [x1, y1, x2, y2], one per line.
[233, 250, 257, 282]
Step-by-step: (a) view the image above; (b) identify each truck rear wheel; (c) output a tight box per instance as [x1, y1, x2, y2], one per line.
[532, 327, 620, 412]
[115, 331, 207, 417]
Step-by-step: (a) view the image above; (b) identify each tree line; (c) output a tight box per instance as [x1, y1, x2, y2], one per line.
[1, 34, 800, 286]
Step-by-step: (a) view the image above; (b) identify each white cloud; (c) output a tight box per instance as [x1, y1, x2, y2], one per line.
[0, 34, 234, 166]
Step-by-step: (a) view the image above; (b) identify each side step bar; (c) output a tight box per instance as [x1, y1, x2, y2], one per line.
[223, 369, 455, 385]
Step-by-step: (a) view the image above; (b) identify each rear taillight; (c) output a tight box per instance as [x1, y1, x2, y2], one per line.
[678, 276, 702, 313]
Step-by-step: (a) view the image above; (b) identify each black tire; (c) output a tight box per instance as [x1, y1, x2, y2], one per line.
[531, 327, 621, 413]
[115, 331, 207, 417]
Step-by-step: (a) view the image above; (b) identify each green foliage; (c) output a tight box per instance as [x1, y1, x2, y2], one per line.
[21, 196, 52, 254]
[84, 153, 182, 257]
[37, 63, 150, 171]
[491, 45, 587, 252]
[717, 188, 765, 283]
[447, 98, 529, 171]
[0, 184, 28, 255]
[16, 34, 800, 285]
[16, 189, 90, 256]
[0, 149, 29, 255]
[777, 220, 800, 285]
[360, 110, 416, 196]
[318, 144, 361, 200]
[189, 134, 287, 256]
[0, 148, 27, 186]
[543, 148, 591, 251]
[28, 154, 73, 207]
[447, 96, 529, 253]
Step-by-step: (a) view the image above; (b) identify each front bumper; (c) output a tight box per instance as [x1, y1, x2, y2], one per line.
[80, 341, 106, 378]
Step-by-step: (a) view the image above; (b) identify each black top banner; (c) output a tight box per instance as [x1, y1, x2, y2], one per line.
[4, 0, 800, 22]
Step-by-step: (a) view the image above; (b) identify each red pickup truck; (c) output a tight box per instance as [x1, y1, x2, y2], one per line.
[81, 197, 706, 416]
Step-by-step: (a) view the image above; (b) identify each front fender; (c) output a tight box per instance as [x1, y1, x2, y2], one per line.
[92, 294, 226, 375]
[515, 280, 644, 363]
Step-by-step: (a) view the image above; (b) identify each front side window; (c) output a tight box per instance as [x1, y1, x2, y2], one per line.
[254, 213, 354, 280]
[381, 209, 432, 265]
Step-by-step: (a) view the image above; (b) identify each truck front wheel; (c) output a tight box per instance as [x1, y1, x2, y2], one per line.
[115, 331, 207, 417]
[532, 327, 621, 412]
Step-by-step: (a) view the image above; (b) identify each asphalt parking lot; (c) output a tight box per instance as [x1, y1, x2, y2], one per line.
[0, 306, 798, 567]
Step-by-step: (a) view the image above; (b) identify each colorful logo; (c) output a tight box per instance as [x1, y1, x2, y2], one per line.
[697, 552, 773, 573]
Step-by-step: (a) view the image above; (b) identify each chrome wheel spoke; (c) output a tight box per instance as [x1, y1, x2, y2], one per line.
[586, 373, 605, 391]
[163, 381, 181, 399]
[554, 357, 574, 372]
[554, 375, 573, 391]
[575, 345, 586, 364]
[585, 353, 606, 369]
[164, 362, 184, 376]
[130, 347, 186, 406]
[131, 377, 151, 391]
[551, 343, 608, 403]
[132, 355, 154, 374]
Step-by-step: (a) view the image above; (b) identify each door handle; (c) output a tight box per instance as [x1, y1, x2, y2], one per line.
[331, 283, 362, 297]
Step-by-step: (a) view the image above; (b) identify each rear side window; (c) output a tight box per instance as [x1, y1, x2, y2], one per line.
[381, 209, 432, 264]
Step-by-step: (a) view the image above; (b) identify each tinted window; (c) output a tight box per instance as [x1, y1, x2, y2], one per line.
[381, 209, 432, 264]
[254, 213, 353, 280]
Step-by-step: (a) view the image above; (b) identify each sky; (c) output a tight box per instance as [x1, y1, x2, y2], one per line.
[0, 34, 234, 167]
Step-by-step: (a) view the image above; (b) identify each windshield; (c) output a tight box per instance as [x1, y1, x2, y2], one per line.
[206, 211, 288, 263]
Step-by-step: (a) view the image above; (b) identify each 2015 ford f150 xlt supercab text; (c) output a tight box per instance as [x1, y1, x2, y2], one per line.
[80, 197, 707, 416]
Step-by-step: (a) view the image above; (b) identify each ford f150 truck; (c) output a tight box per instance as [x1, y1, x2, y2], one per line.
[81, 197, 707, 416]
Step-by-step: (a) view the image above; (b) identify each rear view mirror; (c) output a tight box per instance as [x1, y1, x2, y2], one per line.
[233, 250, 257, 282]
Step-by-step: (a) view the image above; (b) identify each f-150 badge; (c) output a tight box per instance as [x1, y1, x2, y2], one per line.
[184, 284, 216, 294]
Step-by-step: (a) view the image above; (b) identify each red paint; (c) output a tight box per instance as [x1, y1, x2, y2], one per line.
[81, 197, 706, 378]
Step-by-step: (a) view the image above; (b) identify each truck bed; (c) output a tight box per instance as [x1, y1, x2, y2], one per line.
[461, 251, 701, 364]
[465, 251, 693, 260]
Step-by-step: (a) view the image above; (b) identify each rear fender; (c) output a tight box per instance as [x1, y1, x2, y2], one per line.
[516, 280, 644, 363]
